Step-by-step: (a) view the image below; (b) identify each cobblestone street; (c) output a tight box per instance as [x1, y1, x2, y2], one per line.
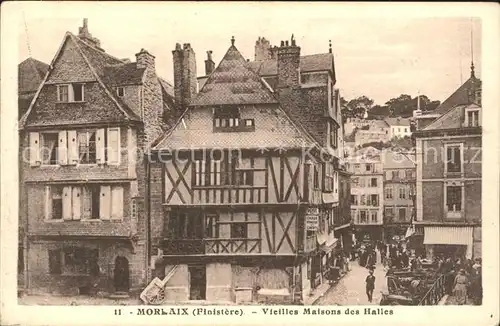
[315, 253, 387, 305]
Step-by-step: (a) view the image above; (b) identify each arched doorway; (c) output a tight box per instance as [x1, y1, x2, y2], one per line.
[113, 256, 130, 292]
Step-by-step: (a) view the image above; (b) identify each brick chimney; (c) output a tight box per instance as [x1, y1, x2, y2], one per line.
[77, 18, 102, 50]
[135, 49, 155, 71]
[255, 37, 271, 61]
[205, 51, 215, 76]
[277, 35, 301, 89]
[172, 43, 197, 108]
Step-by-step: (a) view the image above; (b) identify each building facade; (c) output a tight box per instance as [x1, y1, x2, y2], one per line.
[19, 19, 175, 296]
[382, 150, 416, 243]
[348, 147, 384, 242]
[145, 36, 350, 304]
[414, 66, 482, 260]
[385, 117, 411, 139]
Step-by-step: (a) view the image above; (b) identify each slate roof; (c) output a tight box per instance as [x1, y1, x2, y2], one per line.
[18, 57, 49, 94]
[433, 75, 481, 115]
[190, 45, 278, 106]
[21, 32, 176, 127]
[424, 103, 480, 131]
[102, 62, 145, 86]
[384, 117, 411, 127]
[152, 105, 315, 150]
[248, 53, 334, 76]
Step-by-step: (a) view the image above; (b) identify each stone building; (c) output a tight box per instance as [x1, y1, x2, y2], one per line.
[384, 117, 412, 139]
[18, 19, 176, 296]
[347, 147, 384, 242]
[146, 36, 351, 304]
[413, 64, 481, 260]
[382, 150, 416, 243]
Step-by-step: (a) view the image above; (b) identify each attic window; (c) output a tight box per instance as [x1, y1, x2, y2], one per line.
[116, 87, 124, 97]
[213, 106, 255, 133]
[57, 84, 85, 103]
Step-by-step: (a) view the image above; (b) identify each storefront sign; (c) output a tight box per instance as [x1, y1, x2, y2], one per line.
[305, 207, 320, 231]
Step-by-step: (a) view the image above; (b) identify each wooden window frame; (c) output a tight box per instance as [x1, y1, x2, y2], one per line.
[77, 130, 98, 165]
[444, 143, 464, 175]
[57, 84, 85, 103]
[116, 87, 125, 97]
[40, 132, 59, 166]
[444, 182, 464, 219]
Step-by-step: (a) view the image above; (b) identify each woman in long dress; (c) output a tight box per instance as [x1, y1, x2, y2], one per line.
[453, 269, 469, 305]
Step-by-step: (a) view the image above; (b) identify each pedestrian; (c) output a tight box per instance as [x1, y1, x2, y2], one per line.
[453, 269, 469, 305]
[365, 268, 376, 303]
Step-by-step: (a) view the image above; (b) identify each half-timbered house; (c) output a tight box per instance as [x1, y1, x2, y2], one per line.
[148, 36, 350, 304]
[19, 19, 176, 296]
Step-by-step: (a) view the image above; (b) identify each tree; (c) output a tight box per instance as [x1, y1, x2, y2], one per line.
[367, 104, 390, 119]
[341, 96, 374, 119]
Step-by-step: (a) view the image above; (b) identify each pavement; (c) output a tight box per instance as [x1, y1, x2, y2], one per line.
[315, 253, 387, 305]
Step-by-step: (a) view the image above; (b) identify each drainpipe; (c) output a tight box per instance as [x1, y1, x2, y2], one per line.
[146, 148, 152, 283]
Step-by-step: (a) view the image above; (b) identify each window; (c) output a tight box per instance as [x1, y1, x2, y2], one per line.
[213, 106, 250, 132]
[370, 211, 377, 223]
[370, 194, 378, 206]
[351, 209, 357, 220]
[351, 195, 358, 205]
[50, 187, 63, 220]
[78, 130, 97, 164]
[398, 128, 401, 132]
[236, 170, 254, 186]
[392, 170, 398, 179]
[57, 84, 85, 102]
[62, 247, 98, 275]
[323, 163, 334, 192]
[359, 178, 366, 188]
[445, 144, 462, 173]
[351, 177, 359, 187]
[399, 208, 406, 221]
[385, 207, 393, 218]
[85, 185, 101, 219]
[404, 128, 408, 132]
[399, 170, 405, 179]
[360, 195, 366, 205]
[365, 164, 371, 172]
[399, 187, 406, 199]
[116, 87, 125, 97]
[205, 215, 218, 238]
[41, 133, 59, 165]
[330, 123, 338, 148]
[385, 187, 393, 199]
[245, 119, 254, 127]
[230, 223, 247, 239]
[466, 109, 480, 127]
[359, 210, 367, 223]
[446, 186, 462, 212]
[313, 165, 319, 189]
[370, 178, 377, 187]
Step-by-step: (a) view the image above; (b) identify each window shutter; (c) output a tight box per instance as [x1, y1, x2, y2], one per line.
[72, 187, 81, 220]
[321, 163, 327, 192]
[67, 130, 78, 164]
[107, 128, 120, 165]
[57, 131, 68, 165]
[96, 128, 106, 164]
[62, 186, 73, 220]
[99, 186, 111, 220]
[201, 160, 206, 186]
[214, 160, 221, 185]
[111, 186, 124, 220]
[29, 132, 41, 166]
[45, 186, 51, 220]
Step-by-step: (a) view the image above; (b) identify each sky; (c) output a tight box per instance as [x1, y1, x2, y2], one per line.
[17, 2, 482, 105]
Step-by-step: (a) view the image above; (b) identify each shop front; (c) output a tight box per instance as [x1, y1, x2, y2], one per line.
[422, 226, 474, 260]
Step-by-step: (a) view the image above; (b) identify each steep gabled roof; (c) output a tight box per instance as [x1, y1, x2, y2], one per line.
[152, 105, 316, 151]
[102, 63, 146, 86]
[20, 33, 143, 128]
[434, 75, 481, 115]
[190, 44, 278, 106]
[18, 57, 49, 94]
[248, 53, 334, 76]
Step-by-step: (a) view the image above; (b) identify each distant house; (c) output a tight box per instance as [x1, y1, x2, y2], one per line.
[384, 117, 411, 139]
[18, 57, 49, 118]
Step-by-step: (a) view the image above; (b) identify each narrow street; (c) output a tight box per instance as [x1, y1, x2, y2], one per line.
[315, 252, 387, 305]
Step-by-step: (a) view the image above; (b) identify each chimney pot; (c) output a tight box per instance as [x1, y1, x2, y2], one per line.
[285, 41, 289, 46]
[281, 41, 285, 46]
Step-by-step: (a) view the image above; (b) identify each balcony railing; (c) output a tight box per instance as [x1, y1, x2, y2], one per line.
[161, 239, 205, 255]
[205, 238, 261, 254]
[162, 238, 262, 255]
[418, 273, 454, 305]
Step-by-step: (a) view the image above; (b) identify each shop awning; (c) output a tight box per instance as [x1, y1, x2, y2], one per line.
[320, 233, 338, 253]
[334, 223, 351, 231]
[423, 226, 473, 246]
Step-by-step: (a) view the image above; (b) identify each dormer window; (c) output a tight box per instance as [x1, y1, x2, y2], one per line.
[213, 106, 255, 132]
[116, 87, 125, 97]
[57, 84, 85, 102]
[465, 107, 480, 127]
